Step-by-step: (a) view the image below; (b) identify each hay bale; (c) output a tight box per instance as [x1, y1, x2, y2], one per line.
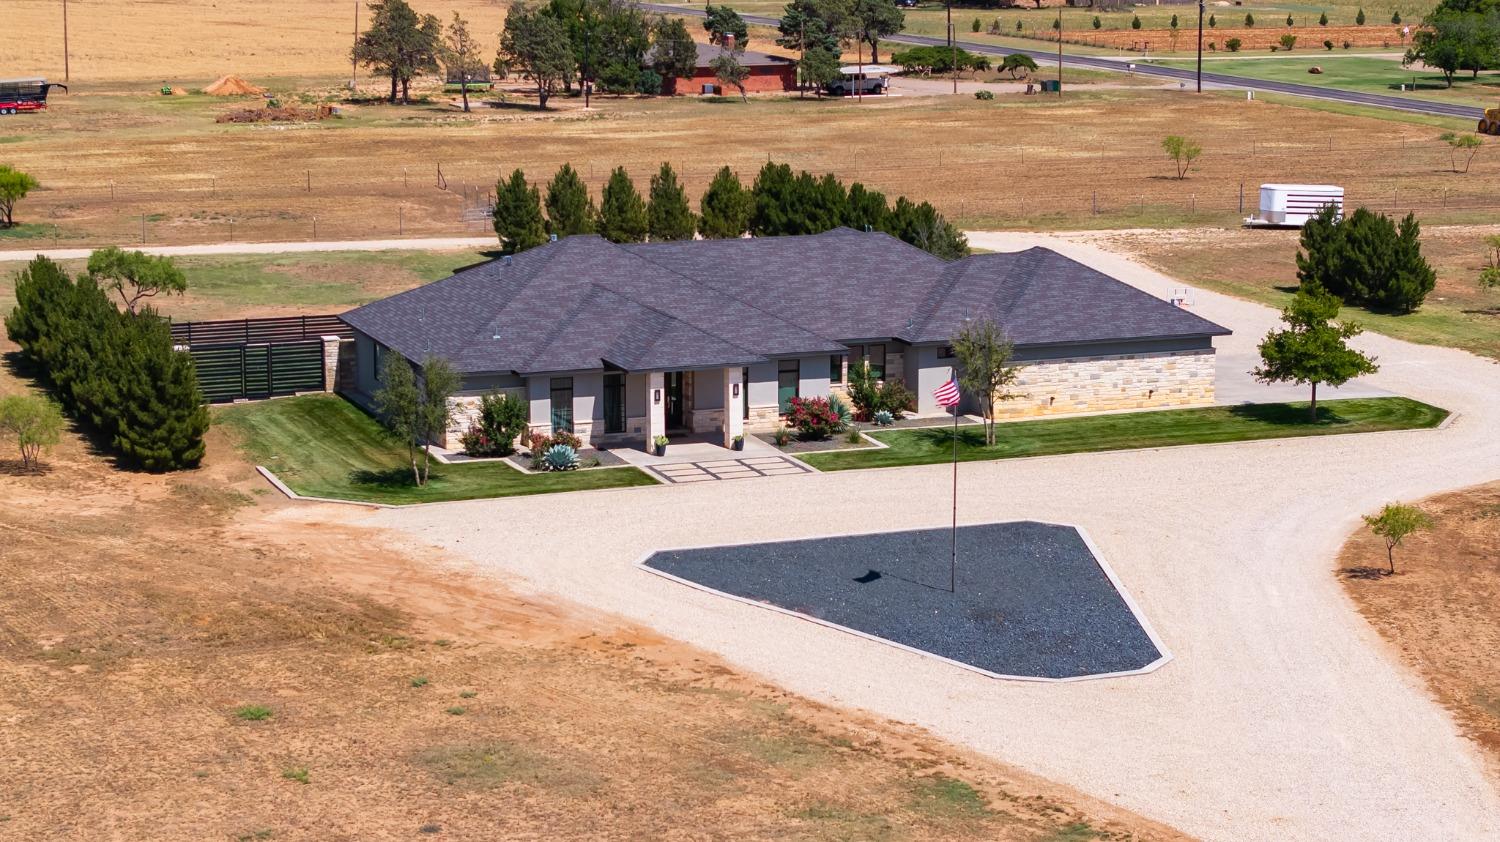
[205, 75, 266, 96]
[1308, 66, 1323, 74]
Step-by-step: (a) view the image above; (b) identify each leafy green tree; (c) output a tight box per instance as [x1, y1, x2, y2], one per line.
[845, 182, 888, 231]
[1440, 131, 1483, 172]
[951, 318, 1022, 446]
[111, 308, 209, 471]
[704, 4, 749, 47]
[647, 162, 696, 241]
[374, 352, 423, 485]
[1252, 285, 1378, 420]
[698, 166, 753, 238]
[1001, 53, 1039, 78]
[1161, 135, 1202, 179]
[850, 0, 904, 62]
[544, 163, 595, 238]
[1362, 503, 1432, 574]
[85, 247, 187, 314]
[651, 16, 699, 82]
[779, 0, 848, 55]
[0, 394, 64, 472]
[0, 165, 39, 228]
[880, 197, 969, 260]
[798, 45, 842, 95]
[499, 2, 574, 108]
[416, 356, 459, 484]
[598, 166, 648, 243]
[750, 162, 799, 236]
[1480, 233, 1500, 288]
[1403, 9, 1495, 86]
[1296, 206, 1436, 312]
[794, 171, 848, 233]
[352, 0, 442, 104]
[493, 169, 548, 255]
[711, 49, 751, 100]
[889, 46, 991, 74]
[441, 12, 485, 112]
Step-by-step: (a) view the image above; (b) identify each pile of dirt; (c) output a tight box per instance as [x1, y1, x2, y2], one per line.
[215, 104, 335, 123]
[204, 74, 265, 96]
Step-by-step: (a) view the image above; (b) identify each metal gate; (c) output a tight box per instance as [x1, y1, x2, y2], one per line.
[190, 340, 326, 403]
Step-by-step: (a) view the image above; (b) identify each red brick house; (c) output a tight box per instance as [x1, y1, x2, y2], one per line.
[661, 43, 798, 95]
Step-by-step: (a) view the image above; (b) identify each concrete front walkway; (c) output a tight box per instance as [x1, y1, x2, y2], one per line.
[350, 233, 1500, 841]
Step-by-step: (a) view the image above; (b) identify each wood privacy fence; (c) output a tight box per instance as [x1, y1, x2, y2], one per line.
[169, 314, 351, 347]
[170, 315, 349, 403]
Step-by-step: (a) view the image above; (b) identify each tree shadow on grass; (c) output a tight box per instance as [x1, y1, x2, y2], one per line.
[0, 459, 52, 477]
[349, 466, 423, 489]
[906, 426, 989, 450]
[1227, 402, 1348, 427]
[1461, 306, 1500, 316]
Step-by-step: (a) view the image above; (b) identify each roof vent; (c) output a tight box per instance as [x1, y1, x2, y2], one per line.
[502, 255, 512, 266]
[549, 233, 558, 242]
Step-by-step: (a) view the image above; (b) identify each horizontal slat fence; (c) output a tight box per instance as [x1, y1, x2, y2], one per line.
[170, 314, 351, 347]
[190, 341, 326, 403]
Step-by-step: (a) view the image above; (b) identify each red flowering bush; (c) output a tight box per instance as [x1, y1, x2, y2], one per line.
[460, 423, 497, 456]
[786, 396, 842, 440]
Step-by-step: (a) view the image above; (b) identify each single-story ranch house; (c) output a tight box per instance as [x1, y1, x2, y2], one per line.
[659, 43, 798, 96]
[340, 229, 1230, 450]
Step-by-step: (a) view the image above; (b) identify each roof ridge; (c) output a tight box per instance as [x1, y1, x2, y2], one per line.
[909, 255, 981, 339]
[990, 247, 1049, 322]
[471, 239, 575, 357]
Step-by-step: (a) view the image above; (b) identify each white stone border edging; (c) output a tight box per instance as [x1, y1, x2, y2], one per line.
[633, 520, 1173, 684]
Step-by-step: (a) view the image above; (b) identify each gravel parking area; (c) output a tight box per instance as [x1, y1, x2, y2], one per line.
[644, 522, 1163, 680]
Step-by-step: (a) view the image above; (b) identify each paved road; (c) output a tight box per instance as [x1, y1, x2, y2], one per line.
[640, 2, 1485, 120]
[0, 236, 498, 263]
[352, 234, 1500, 841]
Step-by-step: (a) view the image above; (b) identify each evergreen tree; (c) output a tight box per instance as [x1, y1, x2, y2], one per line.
[846, 182, 888, 231]
[778, 0, 844, 54]
[112, 307, 209, 471]
[1392, 10, 1402, 23]
[352, 0, 443, 104]
[798, 46, 841, 95]
[880, 197, 969, 259]
[1296, 206, 1435, 313]
[647, 163, 696, 241]
[651, 16, 699, 82]
[851, 0, 904, 63]
[499, 2, 574, 108]
[795, 171, 848, 233]
[1245, 12, 1255, 26]
[544, 164, 596, 238]
[750, 161, 800, 236]
[698, 166, 754, 238]
[1319, 11, 1328, 25]
[1209, 13, 1216, 27]
[1356, 7, 1366, 23]
[598, 167, 648, 243]
[493, 169, 548, 255]
[704, 4, 750, 46]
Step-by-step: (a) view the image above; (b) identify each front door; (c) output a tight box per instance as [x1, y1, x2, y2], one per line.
[665, 371, 685, 430]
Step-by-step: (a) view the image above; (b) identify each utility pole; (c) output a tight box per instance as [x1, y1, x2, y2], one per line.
[856, 38, 863, 103]
[1197, 0, 1204, 92]
[1056, 7, 1063, 96]
[947, 0, 956, 95]
[62, 0, 70, 82]
[350, 0, 359, 91]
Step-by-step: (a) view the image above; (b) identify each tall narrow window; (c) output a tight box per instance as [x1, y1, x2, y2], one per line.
[550, 377, 574, 433]
[830, 354, 845, 384]
[867, 344, 886, 380]
[602, 373, 624, 434]
[742, 367, 750, 420]
[777, 359, 799, 414]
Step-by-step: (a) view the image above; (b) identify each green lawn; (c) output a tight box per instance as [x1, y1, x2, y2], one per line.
[1152, 55, 1500, 106]
[217, 394, 657, 505]
[800, 397, 1447, 471]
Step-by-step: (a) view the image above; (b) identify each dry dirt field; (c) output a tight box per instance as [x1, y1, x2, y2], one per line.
[0, 85, 1490, 247]
[1337, 482, 1500, 778]
[0, 348, 1185, 840]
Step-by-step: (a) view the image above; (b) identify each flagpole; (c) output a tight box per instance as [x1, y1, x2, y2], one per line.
[950, 401, 958, 593]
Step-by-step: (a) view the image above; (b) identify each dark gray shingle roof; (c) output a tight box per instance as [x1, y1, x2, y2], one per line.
[341, 230, 1228, 376]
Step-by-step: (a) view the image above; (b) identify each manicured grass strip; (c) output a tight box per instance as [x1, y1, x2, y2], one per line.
[799, 398, 1447, 472]
[217, 394, 657, 505]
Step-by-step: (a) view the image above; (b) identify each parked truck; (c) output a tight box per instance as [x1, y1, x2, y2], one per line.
[0, 78, 68, 114]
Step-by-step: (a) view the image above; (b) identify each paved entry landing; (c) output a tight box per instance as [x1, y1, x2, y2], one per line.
[647, 455, 814, 484]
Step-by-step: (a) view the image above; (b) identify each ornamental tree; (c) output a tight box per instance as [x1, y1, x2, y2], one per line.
[0, 394, 64, 472]
[0, 165, 39, 228]
[951, 317, 1022, 446]
[1252, 285, 1378, 420]
[86, 247, 187, 314]
[1363, 503, 1432, 574]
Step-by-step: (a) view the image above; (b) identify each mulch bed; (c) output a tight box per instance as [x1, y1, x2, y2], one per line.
[644, 522, 1162, 680]
[753, 433, 872, 454]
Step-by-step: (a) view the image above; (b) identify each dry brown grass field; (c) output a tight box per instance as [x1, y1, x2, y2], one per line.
[0, 83, 1491, 247]
[1337, 483, 1500, 780]
[0, 347, 1186, 841]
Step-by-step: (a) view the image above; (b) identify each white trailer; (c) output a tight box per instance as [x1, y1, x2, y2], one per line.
[1244, 183, 1344, 228]
[827, 65, 896, 96]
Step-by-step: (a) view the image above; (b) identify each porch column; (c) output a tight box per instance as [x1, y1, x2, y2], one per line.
[646, 371, 666, 448]
[722, 366, 744, 447]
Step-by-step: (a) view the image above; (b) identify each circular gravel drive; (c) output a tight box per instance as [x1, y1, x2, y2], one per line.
[354, 233, 1500, 841]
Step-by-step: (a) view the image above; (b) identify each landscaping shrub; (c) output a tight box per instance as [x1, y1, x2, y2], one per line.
[1244, 13, 1255, 26]
[1279, 33, 1298, 50]
[1092, 15, 1101, 29]
[847, 361, 916, 421]
[972, 17, 981, 31]
[463, 391, 527, 456]
[1325, 39, 1335, 49]
[974, 89, 995, 100]
[828, 393, 853, 428]
[541, 443, 580, 471]
[872, 409, 895, 426]
[1225, 37, 1242, 51]
[786, 396, 842, 440]
[772, 426, 792, 446]
[4, 256, 207, 471]
[1131, 15, 1142, 29]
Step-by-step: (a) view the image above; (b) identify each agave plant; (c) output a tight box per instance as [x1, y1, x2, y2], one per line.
[827, 393, 853, 429]
[872, 409, 895, 427]
[542, 443, 580, 471]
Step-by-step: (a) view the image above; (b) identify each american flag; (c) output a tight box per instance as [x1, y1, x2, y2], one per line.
[933, 376, 961, 408]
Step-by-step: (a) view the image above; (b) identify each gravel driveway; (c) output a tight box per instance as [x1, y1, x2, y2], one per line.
[358, 233, 1500, 841]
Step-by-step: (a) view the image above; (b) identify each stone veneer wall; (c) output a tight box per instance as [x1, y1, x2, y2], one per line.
[746, 405, 779, 431]
[994, 349, 1216, 419]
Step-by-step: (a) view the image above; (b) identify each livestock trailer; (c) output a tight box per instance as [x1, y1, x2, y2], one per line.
[1244, 183, 1344, 228]
[0, 78, 67, 114]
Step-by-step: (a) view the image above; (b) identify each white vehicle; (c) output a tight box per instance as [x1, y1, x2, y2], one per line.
[826, 65, 897, 96]
[1244, 183, 1344, 228]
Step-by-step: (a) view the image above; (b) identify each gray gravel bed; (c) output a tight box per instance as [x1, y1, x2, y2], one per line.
[644, 522, 1160, 680]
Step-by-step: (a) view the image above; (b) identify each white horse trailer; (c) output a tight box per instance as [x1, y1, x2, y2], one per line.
[1244, 184, 1344, 228]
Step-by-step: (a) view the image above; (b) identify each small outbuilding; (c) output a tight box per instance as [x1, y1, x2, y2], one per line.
[661, 43, 798, 96]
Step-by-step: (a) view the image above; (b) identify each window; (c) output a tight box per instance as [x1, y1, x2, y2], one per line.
[742, 367, 750, 420]
[777, 359, 799, 414]
[602, 373, 624, 434]
[938, 345, 955, 359]
[866, 344, 886, 380]
[550, 377, 574, 433]
[829, 355, 845, 384]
